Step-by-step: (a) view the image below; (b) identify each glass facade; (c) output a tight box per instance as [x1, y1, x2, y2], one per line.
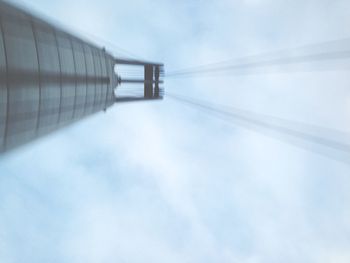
[0, 2, 117, 153]
[0, 21, 6, 150]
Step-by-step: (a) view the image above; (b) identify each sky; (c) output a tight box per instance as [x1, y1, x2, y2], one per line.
[1, 0, 350, 262]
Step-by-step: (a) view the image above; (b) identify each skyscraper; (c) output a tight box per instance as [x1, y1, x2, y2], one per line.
[0, 1, 163, 153]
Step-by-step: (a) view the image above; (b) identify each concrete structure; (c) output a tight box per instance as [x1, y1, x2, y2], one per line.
[0, 1, 163, 153]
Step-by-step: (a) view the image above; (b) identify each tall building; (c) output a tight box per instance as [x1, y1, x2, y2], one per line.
[0, 1, 163, 153]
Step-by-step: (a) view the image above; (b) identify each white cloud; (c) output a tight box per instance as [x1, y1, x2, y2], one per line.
[1, 0, 350, 262]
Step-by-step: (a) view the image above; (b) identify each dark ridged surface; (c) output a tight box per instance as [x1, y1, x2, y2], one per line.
[0, 1, 118, 152]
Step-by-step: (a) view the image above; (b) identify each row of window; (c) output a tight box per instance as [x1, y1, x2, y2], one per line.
[0, 7, 117, 152]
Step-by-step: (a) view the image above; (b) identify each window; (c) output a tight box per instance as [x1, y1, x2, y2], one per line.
[56, 31, 75, 125]
[72, 38, 87, 118]
[34, 22, 61, 136]
[99, 49, 108, 109]
[0, 23, 7, 151]
[2, 17, 39, 149]
[83, 44, 96, 115]
[92, 48, 102, 112]
[105, 54, 115, 108]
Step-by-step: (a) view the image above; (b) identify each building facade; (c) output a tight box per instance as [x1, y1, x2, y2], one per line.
[0, 1, 118, 153]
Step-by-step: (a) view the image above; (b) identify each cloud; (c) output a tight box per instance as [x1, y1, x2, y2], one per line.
[1, 0, 350, 263]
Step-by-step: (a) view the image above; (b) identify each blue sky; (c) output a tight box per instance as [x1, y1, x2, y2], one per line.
[1, 0, 350, 262]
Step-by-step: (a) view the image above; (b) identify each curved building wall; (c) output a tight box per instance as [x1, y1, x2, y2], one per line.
[0, 1, 117, 153]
